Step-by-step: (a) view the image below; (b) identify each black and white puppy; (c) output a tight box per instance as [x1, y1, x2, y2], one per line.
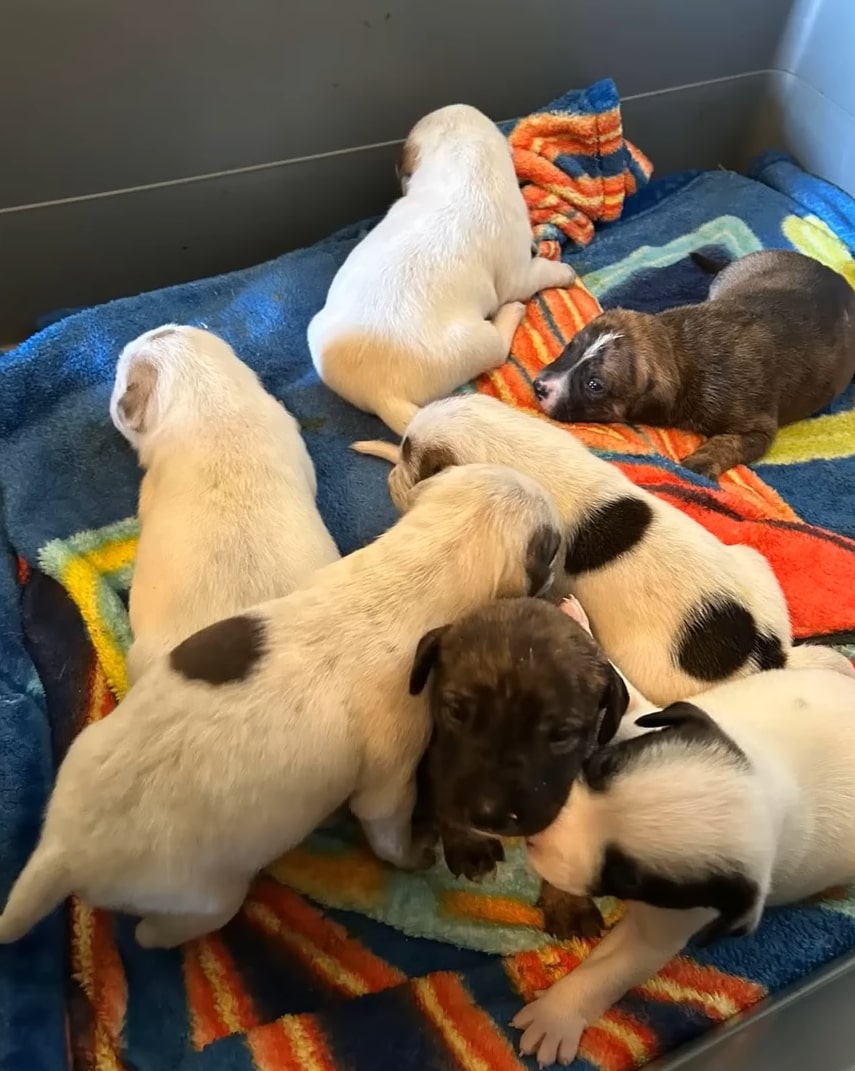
[353, 394, 831, 705]
[517, 656, 855, 1066]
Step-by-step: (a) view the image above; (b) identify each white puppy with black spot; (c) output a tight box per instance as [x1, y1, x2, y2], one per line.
[354, 393, 834, 704]
[110, 325, 340, 683]
[517, 648, 855, 1066]
[0, 464, 563, 951]
[307, 104, 576, 435]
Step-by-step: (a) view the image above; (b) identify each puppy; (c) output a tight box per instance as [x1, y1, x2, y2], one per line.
[0, 464, 562, 950]
[351, 393, 825, 705]
[516, 658, 855, 1065]
[533, 250, 855, 478]
[307, 104, 576, 435]
[411, 596, 629, 937]
[111, 325, 340, 683]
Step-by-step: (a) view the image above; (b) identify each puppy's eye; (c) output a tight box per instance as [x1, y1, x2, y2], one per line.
[548, 725, 578, 748]
[443, 699, 468, 725]
[585, 377, 605, 395]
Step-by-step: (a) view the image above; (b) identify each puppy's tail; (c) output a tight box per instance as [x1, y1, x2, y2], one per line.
[351, 439, 401, 463]
[0, 843, 71, 944]
[787, 643, 855, 678]
[690, 250, 730, 275]
[373, 396, 418, 438]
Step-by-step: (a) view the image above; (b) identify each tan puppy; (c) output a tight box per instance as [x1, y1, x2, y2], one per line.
[534, 250, 855, 478]
[0, 464, 562, 950]
[307, 104, 576, 435]
[517, 656, 855, 1066]
[110, 325, 340, 683]
[353, 394, 812, 705]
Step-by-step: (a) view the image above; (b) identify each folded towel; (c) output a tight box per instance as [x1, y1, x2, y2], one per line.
[508, 79, 653, 259]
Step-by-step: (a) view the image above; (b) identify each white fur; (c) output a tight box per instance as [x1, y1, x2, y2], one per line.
[0, 463, 561, 950]
[354, 393, 795, 704]
[307, 104, 576, 434]
[517, 658, 855, 1065]
[110, 325, 340, 682]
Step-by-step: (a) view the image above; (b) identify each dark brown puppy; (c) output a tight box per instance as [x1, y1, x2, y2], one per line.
[533, 250, 855, 478]
[409, 596, 630, 938]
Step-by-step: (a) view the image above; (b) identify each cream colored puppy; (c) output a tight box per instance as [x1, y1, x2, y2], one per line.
[517, 656, 855, 1065]
[0, 464, 562, 950]
[110, 325, 340, 682]
[351, 393, 821, 705]
[307, 104, 576, 434]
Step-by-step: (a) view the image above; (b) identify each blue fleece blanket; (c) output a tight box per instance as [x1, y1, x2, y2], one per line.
[3, 145, 855, 1071]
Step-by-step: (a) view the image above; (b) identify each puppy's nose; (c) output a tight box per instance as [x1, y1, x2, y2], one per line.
[533, 376, 550, 400]
[470, 795, 508, 833]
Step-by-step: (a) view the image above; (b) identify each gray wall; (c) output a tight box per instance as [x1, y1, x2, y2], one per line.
[0, 0, 797, 340]
[748, 0, 855, 199]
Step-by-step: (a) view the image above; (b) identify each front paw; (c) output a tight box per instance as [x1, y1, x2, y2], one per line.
[539, 889, 604, 940]
[443, 835, 505, 882]
[512, 991, 587, 1067]
[681, 450, 721, 480]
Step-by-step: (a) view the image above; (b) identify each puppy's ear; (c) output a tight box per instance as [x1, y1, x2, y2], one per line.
[635, 702, 715, 733]
[409, 626, 450, 696]
[416, 444, 456, 484]
[396, 137, 418, 190]
[117, 358, 158, 433]
[526, 525, 563, 596]
[597, 667, 630, 745]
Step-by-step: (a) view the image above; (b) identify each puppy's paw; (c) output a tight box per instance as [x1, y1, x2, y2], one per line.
[513, 990, 587, 1067]
[406, 831, 439, 871]
[443, 834, 505, 882]
[538, 887, 604, 940]
[681, 450, 723, 480]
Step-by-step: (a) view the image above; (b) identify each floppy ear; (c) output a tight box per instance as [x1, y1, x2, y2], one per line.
[635, 702, 715, 733]
[409, 626, 450, 696]
[597, 667, 630, 745]
[117, 358, 158, 433]
[416, 444, 456, 484]
[526, 524, 563, 596]
[396, 137, 418, 190]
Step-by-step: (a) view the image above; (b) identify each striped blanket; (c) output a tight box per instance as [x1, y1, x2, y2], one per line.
[3, 81, 855, 1071]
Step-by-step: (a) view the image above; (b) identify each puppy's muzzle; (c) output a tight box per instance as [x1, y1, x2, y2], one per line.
[532, 372, 564, 415]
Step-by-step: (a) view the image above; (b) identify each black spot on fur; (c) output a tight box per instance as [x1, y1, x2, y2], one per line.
[170, 615, 267, 685]
[565, 497, 653, 575]
[753, 632, 786, 671]
[593, 843, 760, 940]
[401, 436, 412, 463]
[526, 525, 562, 596]
[676, 597, 760, 682]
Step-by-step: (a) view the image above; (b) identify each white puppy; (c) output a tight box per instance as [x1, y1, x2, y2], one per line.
[0, 464, 563, 950]
[517, 654, 855, 1065]
[110, 325, 340, 682]
[307, 104, 576, 434]
[351, 393, 827, 705]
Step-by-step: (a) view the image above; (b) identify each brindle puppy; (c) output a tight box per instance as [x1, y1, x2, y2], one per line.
[533, 250, 855, 478]
[409, 597, 630, 939]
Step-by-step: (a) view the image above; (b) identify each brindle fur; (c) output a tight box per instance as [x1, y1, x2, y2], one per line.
[410, 597, 629, 938]
[535, 250, 855, 478]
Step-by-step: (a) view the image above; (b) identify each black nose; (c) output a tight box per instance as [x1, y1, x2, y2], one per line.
[533, 377, 549, 400]
[470, 795, 508, 832]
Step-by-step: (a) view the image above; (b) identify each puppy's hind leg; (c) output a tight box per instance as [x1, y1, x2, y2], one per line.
[682, 426, 775, 480]
[450, 302, 527, 382]
[135, 879, 248, 949]
[512, 257, 577, 302]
